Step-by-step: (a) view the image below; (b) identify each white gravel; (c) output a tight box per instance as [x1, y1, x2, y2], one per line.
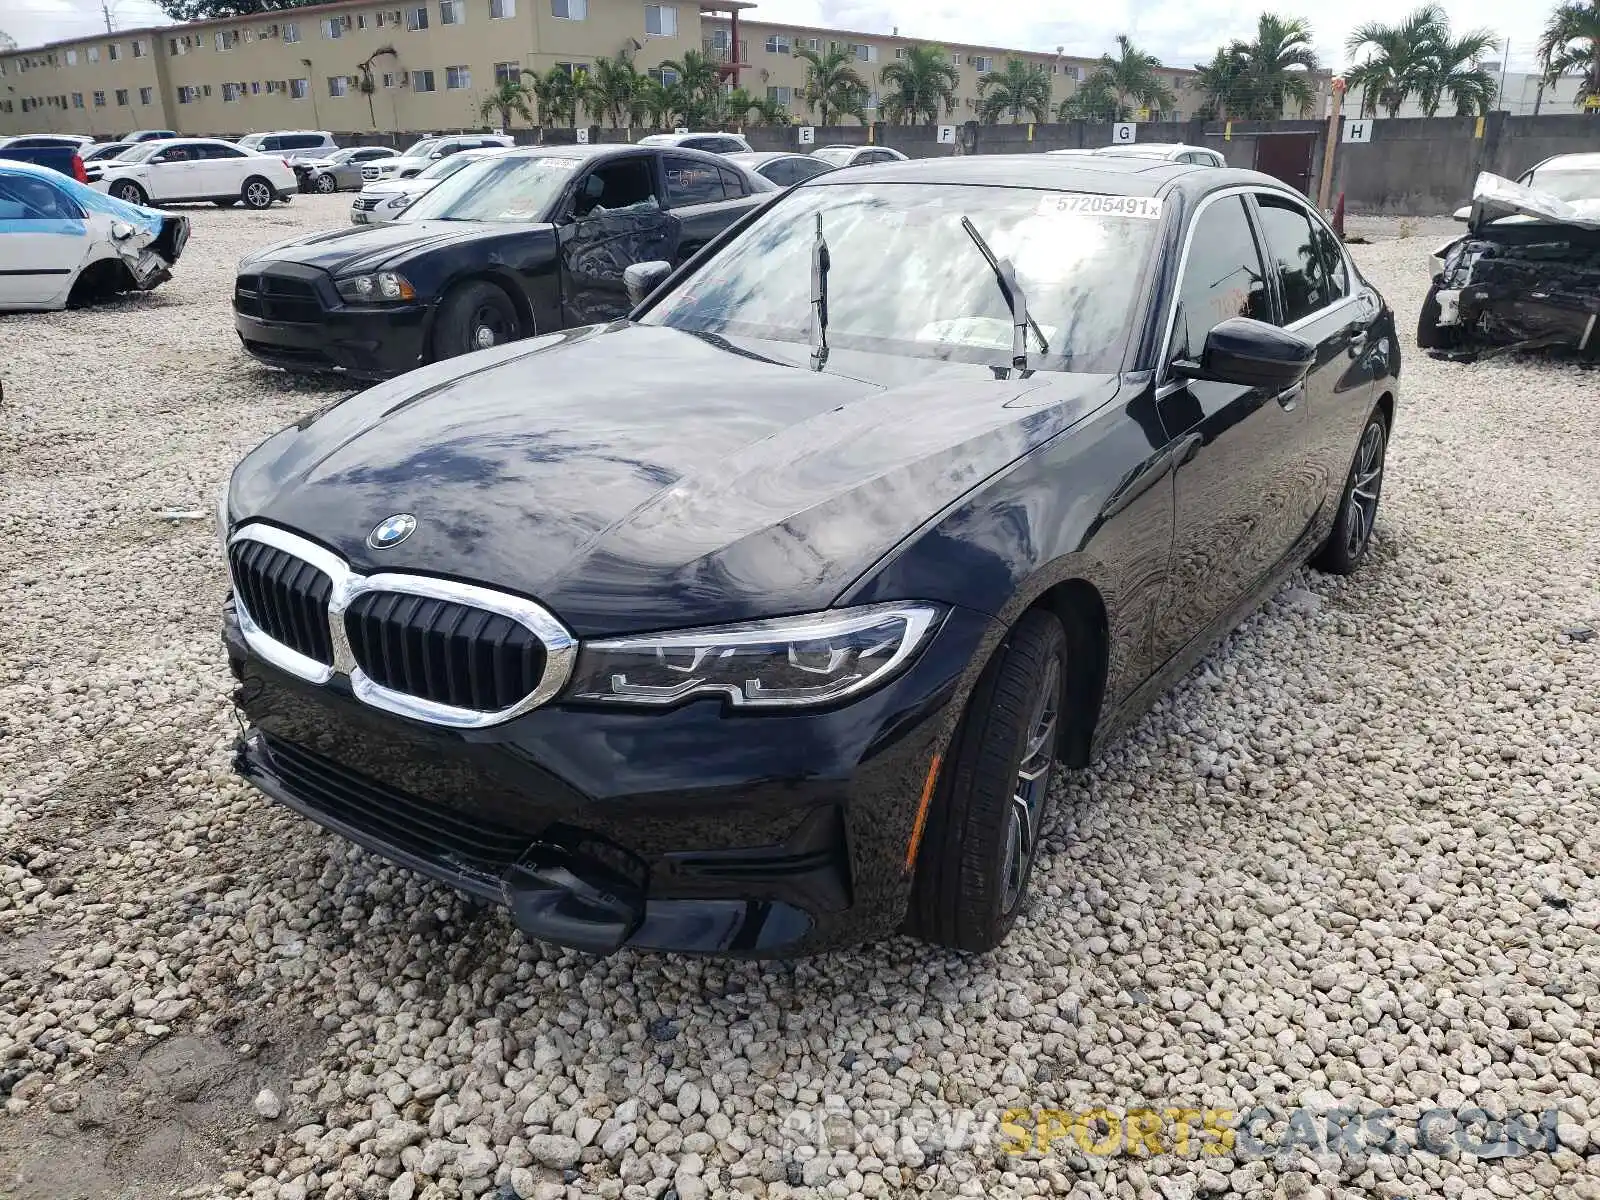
[1, 195, 1598, 1200]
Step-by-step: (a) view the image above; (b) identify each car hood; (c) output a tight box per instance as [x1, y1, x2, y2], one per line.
[229, 323, 1120, 635]
[359, 178, 434, 198]
[1468, 171, 1600, 233]
[241, 219, 546, 275]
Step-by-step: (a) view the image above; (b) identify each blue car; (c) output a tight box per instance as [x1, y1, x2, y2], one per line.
[0, 159, 189, 311]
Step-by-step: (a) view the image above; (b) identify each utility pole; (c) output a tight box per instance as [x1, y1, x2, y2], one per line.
[1497, 38, 1509, 111]
[1317, 76, 1344, 214]
[102, 0, 114, 32]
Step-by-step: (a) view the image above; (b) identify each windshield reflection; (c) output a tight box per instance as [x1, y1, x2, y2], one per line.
[400, 155, 579, 223]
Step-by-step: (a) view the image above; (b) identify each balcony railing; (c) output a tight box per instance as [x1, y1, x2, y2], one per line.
[701, 37, 750, 67]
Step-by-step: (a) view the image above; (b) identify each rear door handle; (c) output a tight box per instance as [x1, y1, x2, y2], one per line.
[1276, 383, 1304, 411]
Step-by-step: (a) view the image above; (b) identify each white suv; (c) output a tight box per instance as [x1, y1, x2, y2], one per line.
[350, 146, 512, 223]
[637, 132, 753, 155]
[93, 138, 298, 208]
[236, 130, 340, 165]
[362, 134, 516, 183]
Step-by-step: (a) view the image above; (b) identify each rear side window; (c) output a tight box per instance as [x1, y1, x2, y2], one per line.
[718, 165, 746, 197]
[663, 155, 724, 206]
[1171, 195, 1269, 362]
[792, 158, 831, 181]
[1254, 193, 1334, 324]
[761, 159, 794, 187]
[208, 144, 247, 158]
[0, 173, 84, 221]
[1311, 220, 1348, 299]
[284, 134, 325, 150]
[259, 136, 282, 151]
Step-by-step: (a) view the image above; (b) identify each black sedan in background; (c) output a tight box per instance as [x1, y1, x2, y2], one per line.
[725, 151, 836, 188]
[233, 143, 776, 379]
[220, 155, 1398, 957]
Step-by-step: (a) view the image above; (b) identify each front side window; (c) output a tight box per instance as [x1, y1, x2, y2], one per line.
[644, 183, 1161, 371]
[402, 155, 578, 222]
[1254, 193, 1333, 324]
[572, 157, 657, 216]
[644, 4, 676, 35]
[0, 173, 84, 222]
[1170, 195, 1267, 363]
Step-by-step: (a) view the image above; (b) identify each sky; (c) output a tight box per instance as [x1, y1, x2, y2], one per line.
[1, 0, 1554, 73]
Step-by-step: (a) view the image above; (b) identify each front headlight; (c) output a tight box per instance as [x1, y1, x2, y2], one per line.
[565, 603, 944, 710]
[384, 194, 412, 209]
[335, 271, 416, 303]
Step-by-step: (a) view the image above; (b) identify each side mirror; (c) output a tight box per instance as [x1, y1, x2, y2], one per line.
[624, 260, 672, 306]
[1171, 317, 1315, 391]
[1452, 205, 1471, 222]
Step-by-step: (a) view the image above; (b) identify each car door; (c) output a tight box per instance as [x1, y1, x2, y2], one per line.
[145, 142, 202, 200]
[0, 171, 86, 308]
[1149, 191, 1314, 667]
[1248, 189, 1380, 528]
[194, 142, 247, 197]
[558, 153, 680, 326]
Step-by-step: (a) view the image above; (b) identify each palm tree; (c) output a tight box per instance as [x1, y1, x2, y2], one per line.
[1057, 76, 1121, 120]
[1229, 14, 1319, 117]
[637, 76, 685, 129]
[535, 67, 584, 128]
[1081, 35, 1177, 120]
[877, 44, 960, 125]
[976, 58, 1052, 123]
[1539, 0, 1600, 108]
[478, 74, 535, 129]
[1193, 46, 1248, 118]
[660, 49, 723, 122]
[748, 96, 791, 125]
[1345, 5, 1445, 117]
[585, 54, 641, 128]
[794, 44, 868, 125]
[1419, 28, 1501, 115]
[353, 45, 398, 129]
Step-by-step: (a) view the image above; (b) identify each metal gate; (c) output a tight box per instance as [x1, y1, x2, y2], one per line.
[1253, 133, 1317, 197]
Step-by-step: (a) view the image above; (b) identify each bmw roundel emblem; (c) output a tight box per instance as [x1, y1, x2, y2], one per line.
[367, 513, 416, 550]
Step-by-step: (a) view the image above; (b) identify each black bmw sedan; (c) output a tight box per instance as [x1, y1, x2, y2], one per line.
[232, 143, 774, 379]
[219, 154, 1399, 957]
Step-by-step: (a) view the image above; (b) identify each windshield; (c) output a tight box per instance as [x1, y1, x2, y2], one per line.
[810, 148, 854, 166]
[641, 183, 1160, 371]
[400, 154, 577, 222]
[1526, 167, 1600, 204]
[236, 135, 265, 149]
[115, 143, 162, 163]
[418, 153, 481, 181]
[400, 138, 441, 159]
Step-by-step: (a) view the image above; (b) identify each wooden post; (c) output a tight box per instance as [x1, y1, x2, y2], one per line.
[1317, 78, 1345, 213]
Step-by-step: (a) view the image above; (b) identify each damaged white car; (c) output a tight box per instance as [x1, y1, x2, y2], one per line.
[1419, 159, 1600, 358]
[0, 159, 190, 312]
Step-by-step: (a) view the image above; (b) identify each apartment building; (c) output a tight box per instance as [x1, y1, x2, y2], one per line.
[1, 0, 1317, 138]
[699, 18, 1209, 124]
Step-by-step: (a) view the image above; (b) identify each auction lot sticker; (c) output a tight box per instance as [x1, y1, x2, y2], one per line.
[1038, 193, 1164, 219]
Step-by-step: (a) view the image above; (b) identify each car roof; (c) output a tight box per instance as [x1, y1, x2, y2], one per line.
[240, 129, 333, 138]
[815, 153, 1278, 196]
[1532, 152, 1600, 172]
[725, 151, 807, 165]
[0, 158, 72, 183]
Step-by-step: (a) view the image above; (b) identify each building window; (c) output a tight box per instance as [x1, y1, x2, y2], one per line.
[66, 49, 78, 65]
[766, 85, 790, 104]
[250, 80, 261, 93]
[283, 22, 301, 42]
[381, 72, 399, 87]
[176, 86, 197, 103]
[108, 43, 120, 61]
[115, 87, 129, 105]
[644, 4, 676, 36]
[87, 45, 100, 62]
[493, 61, 521, 84]
[71, 92, 84, 108]
[222, 82, 241, 101]
[440, 0, 464, 23]
[708, 27, 727, 49]
[971, 55, 992, 72]
[446, 65, 470, 89]
[849, 43, 877, 62]
[92, 89, 106, 106]
[407, 7, 429, 30]
[357, 14, 367, 28]
[551, 0, 584, 18]
[289, 77, 309, 99]
[764, 34, 790, 54]
[647, 66, 679, 85]
[139, 86, 153, 104]
[329, 75, 349, 96]
[490, 0, 515, 16]
[132, 38, 146, 56]
[321, 18, 342, 39]
[411, 68, 435, 91]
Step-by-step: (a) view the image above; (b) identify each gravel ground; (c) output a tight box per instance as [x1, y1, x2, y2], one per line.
[1, 195, 1598, 1200]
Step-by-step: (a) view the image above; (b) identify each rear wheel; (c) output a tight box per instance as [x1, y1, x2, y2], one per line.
[313, 172, 338, 194]
[241, 176, 275, 210]
[905, 609, 1067, 953]
[1311, 407, 1387, 575]
[110, 180, 147, 205]
[432, 280, 523, 362]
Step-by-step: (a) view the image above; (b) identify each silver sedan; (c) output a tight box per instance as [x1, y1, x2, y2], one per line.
[296, 146, 401, 194]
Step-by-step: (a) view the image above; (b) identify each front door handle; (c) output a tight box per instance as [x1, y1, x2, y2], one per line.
[1276, 382, 1304, 411]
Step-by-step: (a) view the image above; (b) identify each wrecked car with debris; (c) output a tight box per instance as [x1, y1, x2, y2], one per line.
[1419, 163, 1600, 359]
[0, 158, 190, 312]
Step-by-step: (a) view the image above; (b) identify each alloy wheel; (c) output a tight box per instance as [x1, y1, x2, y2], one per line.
[1346, 421, 1386, 557]
[1000, 655, 1060, 913]
[114, 183, 142, 203]
[246, 182, 272, 208]
[315, 174, 337, 194]
[470, 304, 513, 350]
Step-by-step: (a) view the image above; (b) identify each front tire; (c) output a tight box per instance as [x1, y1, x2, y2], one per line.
[1311, 407, 1387, 575]
[905, 609, 1067, 953]
[313, 172, 337, 194]
[241, 176, 275, 210]
[111, 180, 147, 205]
[431, 280, 523, 362]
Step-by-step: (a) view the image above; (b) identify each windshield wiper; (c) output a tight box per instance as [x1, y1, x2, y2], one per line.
[809, 213, 829, 372]
[961, 215, 1048, 372]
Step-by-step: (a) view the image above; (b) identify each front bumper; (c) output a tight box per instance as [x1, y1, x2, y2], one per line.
[234, 264, 432, 379]
[225, 599, 1000, 956]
